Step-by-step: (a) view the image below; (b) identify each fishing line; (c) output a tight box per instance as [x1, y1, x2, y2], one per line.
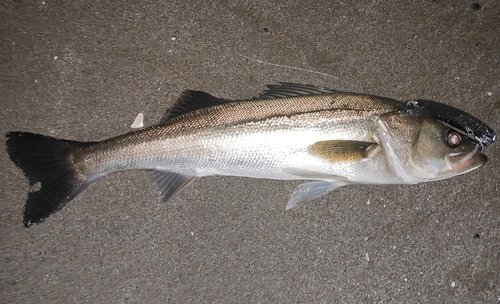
[234, 52, 339, 79]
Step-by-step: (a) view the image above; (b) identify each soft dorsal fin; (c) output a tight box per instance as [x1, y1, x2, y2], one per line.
[161, 90, 230, 123]
[258, 83, 343, 99]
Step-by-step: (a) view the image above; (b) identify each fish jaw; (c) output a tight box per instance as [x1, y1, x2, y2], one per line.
[444, 145, 487, 177]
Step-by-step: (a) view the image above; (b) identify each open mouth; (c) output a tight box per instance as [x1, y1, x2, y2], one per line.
[447, 144, 487, 174]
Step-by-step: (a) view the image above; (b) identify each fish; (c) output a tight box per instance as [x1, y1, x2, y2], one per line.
[5, 83, 495, 227]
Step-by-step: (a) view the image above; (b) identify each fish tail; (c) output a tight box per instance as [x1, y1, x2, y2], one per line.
[6, 132, 94, 227]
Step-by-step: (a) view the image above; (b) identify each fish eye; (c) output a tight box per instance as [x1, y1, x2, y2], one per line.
[446, 131, 462, 148]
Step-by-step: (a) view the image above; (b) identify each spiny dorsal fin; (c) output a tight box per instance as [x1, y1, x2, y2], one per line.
[161, 90, 230, 123]
[258, 83, 343, 99]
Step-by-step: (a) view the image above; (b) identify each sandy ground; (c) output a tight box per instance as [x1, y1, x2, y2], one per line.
[1, 1, 499, 302]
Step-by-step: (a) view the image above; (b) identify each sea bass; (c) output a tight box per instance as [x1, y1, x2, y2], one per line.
[6, 83, 495, 227]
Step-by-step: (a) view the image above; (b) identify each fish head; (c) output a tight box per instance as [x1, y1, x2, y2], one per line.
[409, 118, 487, 181]
[377, 113, 488, 182]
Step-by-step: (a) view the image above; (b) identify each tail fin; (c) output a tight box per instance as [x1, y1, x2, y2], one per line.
[6, 132, 94, 227]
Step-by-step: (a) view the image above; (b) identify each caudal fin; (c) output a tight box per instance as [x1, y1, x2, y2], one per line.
[6, 132, 94, 227]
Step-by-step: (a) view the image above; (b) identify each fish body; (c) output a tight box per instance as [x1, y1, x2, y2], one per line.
[6, 83, 494, 226]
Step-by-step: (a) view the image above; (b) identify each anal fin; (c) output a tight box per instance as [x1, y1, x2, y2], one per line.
[146, 170, 196, 203]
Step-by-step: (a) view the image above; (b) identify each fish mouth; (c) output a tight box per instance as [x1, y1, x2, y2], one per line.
[446, 144, 487, 175]
[458, 153, 487, 175]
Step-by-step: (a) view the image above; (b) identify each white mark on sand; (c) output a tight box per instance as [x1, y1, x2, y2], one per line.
[130, 113, 144, 129]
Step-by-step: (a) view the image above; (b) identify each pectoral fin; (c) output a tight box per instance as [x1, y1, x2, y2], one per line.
[146, 170, 196, 203]
[287, 181, 347, 210]
[309, 140, 378, 163]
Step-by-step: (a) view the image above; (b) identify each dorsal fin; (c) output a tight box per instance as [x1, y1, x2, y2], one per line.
[161, 90, 230, 123]
[161, 83, 344, 123]
[258, 83, 343, 99]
